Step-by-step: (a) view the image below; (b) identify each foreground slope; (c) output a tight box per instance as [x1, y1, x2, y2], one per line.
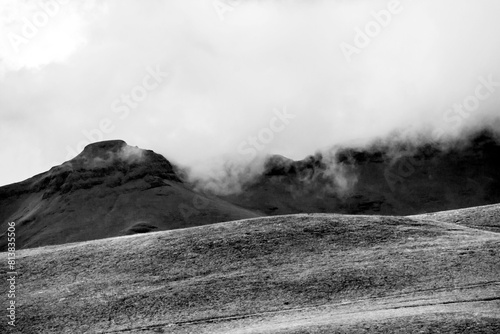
[0, 140, 259, 250]
[1, 213, 498, 333]
[412, 203, 500, 233]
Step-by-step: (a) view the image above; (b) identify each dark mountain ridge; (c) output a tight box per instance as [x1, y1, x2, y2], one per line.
[0, 140, 259, 250]
[223, 130, 500, 216]
[0, 140, 180, 201]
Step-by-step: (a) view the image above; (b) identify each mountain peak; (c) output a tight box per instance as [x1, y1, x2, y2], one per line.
[0, 140, 182, 201]
[71, 140, 133, 166]
[81, 139, 127, 156]
[61, 139, 181, 182]
[64, 140, 155, 172]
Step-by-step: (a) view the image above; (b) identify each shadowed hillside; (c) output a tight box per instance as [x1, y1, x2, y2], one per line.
[1, 211, 498, 333]
[223, 131, 500, 216]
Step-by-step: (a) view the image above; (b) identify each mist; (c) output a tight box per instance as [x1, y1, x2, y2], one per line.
[1, 0, 500, 187]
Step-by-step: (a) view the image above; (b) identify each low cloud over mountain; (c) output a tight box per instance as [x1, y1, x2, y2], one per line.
[1, 0, 500, 187]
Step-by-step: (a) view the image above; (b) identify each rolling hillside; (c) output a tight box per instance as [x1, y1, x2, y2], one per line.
[412, 203, 500, 233]
[1, 208, 498, 333]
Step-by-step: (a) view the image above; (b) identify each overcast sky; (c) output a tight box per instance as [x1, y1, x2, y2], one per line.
[1, 0, 500, 186]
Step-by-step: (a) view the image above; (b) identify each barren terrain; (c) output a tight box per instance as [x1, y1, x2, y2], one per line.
[1, 206, 499, 333]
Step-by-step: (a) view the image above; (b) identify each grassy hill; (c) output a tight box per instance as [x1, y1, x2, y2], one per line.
[2, 209, 499, 333]
[412, 203, 500, 233]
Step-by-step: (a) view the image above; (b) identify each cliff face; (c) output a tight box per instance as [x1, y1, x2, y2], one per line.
[0, 140, 259, 250]
[223, 131, 500, 216]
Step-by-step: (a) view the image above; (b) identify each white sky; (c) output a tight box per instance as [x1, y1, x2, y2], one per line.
[1, 0, 500, 186]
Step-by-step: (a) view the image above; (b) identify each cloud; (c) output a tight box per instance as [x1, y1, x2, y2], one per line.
[118, 145, 144, 163]
[0, 0, 499, 187]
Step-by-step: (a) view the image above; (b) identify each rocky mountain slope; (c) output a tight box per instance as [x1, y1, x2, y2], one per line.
[224, 131, 500, 216]
[0, 140, 259, 250]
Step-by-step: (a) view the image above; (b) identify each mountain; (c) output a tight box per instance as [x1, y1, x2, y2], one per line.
[0, 140, 259, 250]
[223, 130, 500, 216]
[2, 130, 500, 250]
[2, 206, 498, 333]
